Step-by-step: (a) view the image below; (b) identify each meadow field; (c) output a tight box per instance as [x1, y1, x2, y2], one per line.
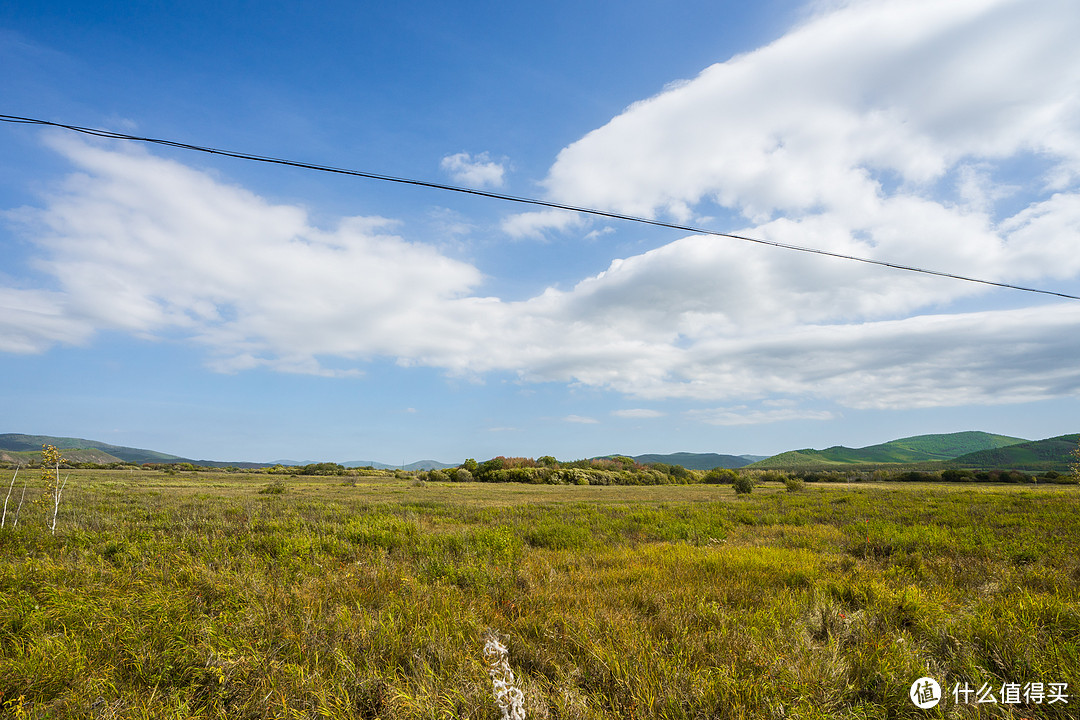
[0, 470, 1077, 719]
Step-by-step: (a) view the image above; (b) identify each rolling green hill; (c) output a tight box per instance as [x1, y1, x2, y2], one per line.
[751, 431, 1028, 469]
[0, 434, 187, 465]
[952, 434, 1079, 473]
[0, 447, 124, 465]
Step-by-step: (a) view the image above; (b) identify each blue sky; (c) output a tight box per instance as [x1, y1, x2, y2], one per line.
[2, 0, 1079, 464]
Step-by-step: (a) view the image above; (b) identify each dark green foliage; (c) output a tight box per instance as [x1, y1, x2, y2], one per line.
[625, 452, 751, 470]
[296, 462, 347, 476]
[446, 467, 473, 482]
[897, 470, 936, 482]
[703, 468, 738, 484]
[732, 474, 754, 494]
[477, 457, 505, 478]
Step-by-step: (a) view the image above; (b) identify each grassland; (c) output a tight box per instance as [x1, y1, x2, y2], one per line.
[1, 470, 1078, 719]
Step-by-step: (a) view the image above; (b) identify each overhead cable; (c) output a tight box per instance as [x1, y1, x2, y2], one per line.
[1, 113, 1077, 301]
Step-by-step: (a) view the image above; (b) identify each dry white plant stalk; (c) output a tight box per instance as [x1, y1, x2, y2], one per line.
[483, 632, 525, 720]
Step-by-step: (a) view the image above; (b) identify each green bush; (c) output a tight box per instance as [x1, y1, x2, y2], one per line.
[703, 468, 739, 484]
[258, 480, 287, 494]
[784, 476, 806, 492]
[446, 467, 473, 482]
[733, 475, 754, 495]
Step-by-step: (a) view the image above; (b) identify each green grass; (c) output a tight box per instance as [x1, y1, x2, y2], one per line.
[0, 471, 1078, 718]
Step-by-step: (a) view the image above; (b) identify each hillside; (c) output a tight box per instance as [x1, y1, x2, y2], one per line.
[0, 433, 187, 464]
[0, 433, 453, 470]
[0, 447, 124, 465]
[952, 434, 1079, 473]
[751, 431, 1028, 469]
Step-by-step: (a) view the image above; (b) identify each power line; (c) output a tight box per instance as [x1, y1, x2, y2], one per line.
[2, 113, 1077, 301]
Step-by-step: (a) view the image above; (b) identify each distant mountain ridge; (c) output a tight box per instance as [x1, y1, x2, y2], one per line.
[0, 434, 455, 470]
[273, 460, 457, 470]
[0, 433, 188, 464]
[749, 431, 1029, 468]
[611, 452, 754, 470]
[3, 430, 1074, 472]
[343, 460, 457, 471]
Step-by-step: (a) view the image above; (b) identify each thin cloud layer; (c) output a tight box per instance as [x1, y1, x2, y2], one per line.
[9, 137, 487, 375]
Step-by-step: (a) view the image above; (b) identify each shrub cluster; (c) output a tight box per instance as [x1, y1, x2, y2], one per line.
[406, 458, 1080, 487]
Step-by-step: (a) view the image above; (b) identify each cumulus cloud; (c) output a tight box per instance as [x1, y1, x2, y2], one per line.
[4, 0, 1080, 423]
[4, 137, 1080, 416]
[440, 152, 506, 188]
[540, 0, 1080, 289]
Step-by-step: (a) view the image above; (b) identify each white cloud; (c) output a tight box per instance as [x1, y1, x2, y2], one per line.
[584, 226, 616, 242]
[563, 415, 599, 424]
[5, 0, 1080, 418]
[440, 152, 506, 188]
[499, 208, 584, 239]
[8, 137, 486, 374]
[539, 0, 1080, 294]
[0, 287, 94, 353]
[686, 407, 836, 426]
[612, 408, 666, 419]
[7, 136, 1080, 412]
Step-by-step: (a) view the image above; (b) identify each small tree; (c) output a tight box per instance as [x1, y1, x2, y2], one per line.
[1071, 437, 1080, 483]
[41, 445, 68, 534]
